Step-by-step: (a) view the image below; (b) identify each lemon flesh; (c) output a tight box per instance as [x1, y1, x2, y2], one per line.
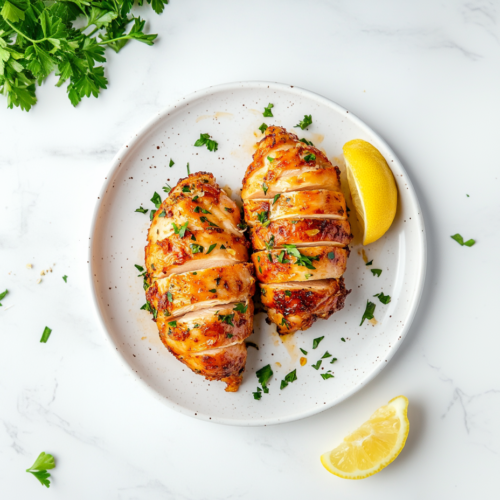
[321, 396, 409, 480]
[343, 139, 397, 245]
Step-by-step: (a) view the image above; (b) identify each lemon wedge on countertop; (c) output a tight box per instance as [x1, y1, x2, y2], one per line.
[321, 395, 409, 479]
[343, 139, 397, 245]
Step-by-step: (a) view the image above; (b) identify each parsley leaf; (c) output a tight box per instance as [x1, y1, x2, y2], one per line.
[150, 210, 156, 221]
[208, 288, 217, 293]
[374, 292, 391, 304]
[311, 360, 322, 370]
[303, 153, 316, 162]
[371, 269, 382, 277]
[280, 370, 297, 390]
[321, 351, 332, 359]
[62, 275, 68, 283]
[172, 221, 189, 238]
[264, 235, 275, 250]
[295, 114, 312, 130]
[283, 244, 318, 269]
[360, 300, 376, 326]
[330, 357, 338, 364]
[135, 206, 148, 214]
[312, 336, 324, 349]
[233, 303, 248, 313]
[206, 243, 216, 254]
[40, 327, 52, 343]
[162, 183, 172, 193]
[263, 103, 274, 117]
[26, 451, 55, 488]
[262, 182, 269, 195]
[256, 364, 273, 393]
[321, 372, 334, 380]
[300, 348, 308, 355]
[0, 288, 9, 306]
[285, 290, 291, 297]
[366, 260, 373, 266]
[150, 191, 162, 209]
[257, 211, 270, 226]
[267, 156, 274, 162]
[451, 233, 475, 247]
[217, 313, 235, 327]
[259, 123, 268, 133]
[169, 158, 174, 167]
[299, 138, 314, 146]
[194, 133, 218, 152]
[253, 387, 262, 400]
[168, 321, 177, 327]
[190, 243, 204, 254]
[272, 194, 281, 205]
[341, 337, 346, 342]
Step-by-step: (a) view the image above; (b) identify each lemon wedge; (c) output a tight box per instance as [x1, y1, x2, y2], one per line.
[343, 139, 397, 245]
[321, 395, 409, 479]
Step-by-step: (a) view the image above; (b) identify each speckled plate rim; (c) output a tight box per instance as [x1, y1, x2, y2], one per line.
[87, 81, 427, 426]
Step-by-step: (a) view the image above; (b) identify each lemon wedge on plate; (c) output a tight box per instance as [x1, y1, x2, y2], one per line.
[321, 396, 409, 479]
[343, 139, 398, 245]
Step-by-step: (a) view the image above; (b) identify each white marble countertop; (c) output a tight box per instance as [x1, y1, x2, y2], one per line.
[1, 0, 499, 498]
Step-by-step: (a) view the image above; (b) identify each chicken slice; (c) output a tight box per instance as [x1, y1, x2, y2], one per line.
[146, 263, 255, 319]
[146, 229, 249, 278]
[250, 219, 353, 250]
[251, 246, 349, 284]
[243, 190, 347, 227]
[156, 300, 254, 353]
[260, 279, 350, 334]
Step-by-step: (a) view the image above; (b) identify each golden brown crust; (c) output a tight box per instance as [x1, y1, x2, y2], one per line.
[260, 279, 350, 334]
[250, 219, 353, 250]
[251, 246, 349, 284]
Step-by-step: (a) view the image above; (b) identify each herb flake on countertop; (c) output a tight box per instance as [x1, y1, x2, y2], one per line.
[280, 369, 297, 390]
[360, 300, 376, 326]
[374, 292, 391, 304]
[40, 326, 52, 343]
[451, 233, 475, 247]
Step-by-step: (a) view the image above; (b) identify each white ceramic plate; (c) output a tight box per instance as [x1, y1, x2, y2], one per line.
[88, 82, 426, 426]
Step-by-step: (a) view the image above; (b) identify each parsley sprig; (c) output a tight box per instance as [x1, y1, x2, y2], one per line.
[295, 114, 312, 130]
[26, 452, 55, 488]
[194, 133, 218, 152]
[0, 0, 167, 111]
[283, 244, 319, 269]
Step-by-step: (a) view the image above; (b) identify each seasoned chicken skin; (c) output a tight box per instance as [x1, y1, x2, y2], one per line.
[143, 172, 255, 391]
[242, 126, 352, 334]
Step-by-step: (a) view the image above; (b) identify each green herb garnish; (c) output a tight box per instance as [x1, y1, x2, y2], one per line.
[371, 269, 382, 277]
[451, 234, 475, 247]
[62, 275, 68, 283]
[311, 360, 322, 370]
[163, 183, 172, 193]
[366, 260, 373, 266]
[218, 313, 235, 327]
[283, 244, 318, 269]
[186, 162, 190, 175]
[262, 182, 269, 195]
[233, 303, 248, 313]
[263, 103, 274, 117]
[264, 234, 275, 250]
[330, 357, 338, 364]
[360, 300, 376, 326]
[169, 159, 174, 167]
[256, 364, 273, 393]
[280, 369, 297, 390]
[150, 191, 162, 209]
[259, 123, 268, 133]
[312, 336, 324, 349]
[300, 348, 308, 355]
[321, 351, 332, 359]
[374, 292, 391, 304]
[168, 321, 177, 327]
[208, 288, 217, 293]
[272, 194, 280, 205]
[40, 326, 52, 343]
[194, 133, 218, 152]
[172, 221, 188, 238]
[26, 452, 55, 488]
[135, 206, 148, 214]
[285, 290, 291, 297]
[206, 243, 217, 255]
[253, 387, 262, 400]
[299, 138, 313, 146]
[321, 372, 334, 380]
[303, 153, 316, 162]
[295, 114, 312, 130]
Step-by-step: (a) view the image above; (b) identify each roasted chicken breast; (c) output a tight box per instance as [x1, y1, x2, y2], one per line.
[143, 172, 255, 391]
[242, 126, 352, 334]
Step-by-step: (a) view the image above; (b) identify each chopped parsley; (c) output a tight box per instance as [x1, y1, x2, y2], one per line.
[312, 336, 324, 349]
[194, 206, 212, 214]
[238, 222, 248, 230]
[321, 351, 332, 359]
[303, 153, 316, 162]
[169, 159, 175, 167]
[267, 156, 275, 162]
[218, 313, 235, 327]
[341, 337, 346, 342]
[62, 275, 68, 283]
[299, 138, 314, 146]
[300, 348, 308, 355]
[149, 210, 156, 221]
[263, 103, 274, 117]
[295, 114, 312, 130]
[194, 133, 218, 152]
[135, 206, 148, 214]
[168, 321, 177, 327]
[172, 221, 189, 238]
[200, 216, 219, 227]
[135, 264, 146, 276]
[277, 250, 290, 264]
[40, 327, 52, 343]
[208, 288, 217, 293]
[206, 244, 217, 255]
[371, 269, 382, 277]
[451, 233, 476, 247]
[258, 266, 262, 273]
[190, 243, 204, 253]
[366, 260, 373, 266]
[264, 235, 275, 250]
[226, 333, 233, 338]
[374, 292, 391, 304]
[26, 452, 55, 488]
[281, 317, 291, 328]
[330, 357, 338, 364]
[285, 290, 291, 297]
[150, 191, 162, 209]
[283, 244, 319, 269]
[253, 387, 262, 400]
[257, 211, 271, 227]
[233, 303, 248, 313]
[304, 274, 312, 279]
[158, 210, 166, 217]
[163, 183, 172, 193]
[167, 291, 173, 302]
[280, 369, 297, 390]
[272, 194, 281, 205]
[186, 162, 190, 175]
[321, 372, 334, 380]
[256, 364, 273, 393]
[360, 300, 376, 326]
[141, 302, 153, 312]
[182, 186, 191, 193]
[311, 360, 322, 370]
[259, 123, 268, 133]
[262, 183, 269, 195]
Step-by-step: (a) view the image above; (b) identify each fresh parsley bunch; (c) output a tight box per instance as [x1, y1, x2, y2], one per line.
[0, 0, 168, 111]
